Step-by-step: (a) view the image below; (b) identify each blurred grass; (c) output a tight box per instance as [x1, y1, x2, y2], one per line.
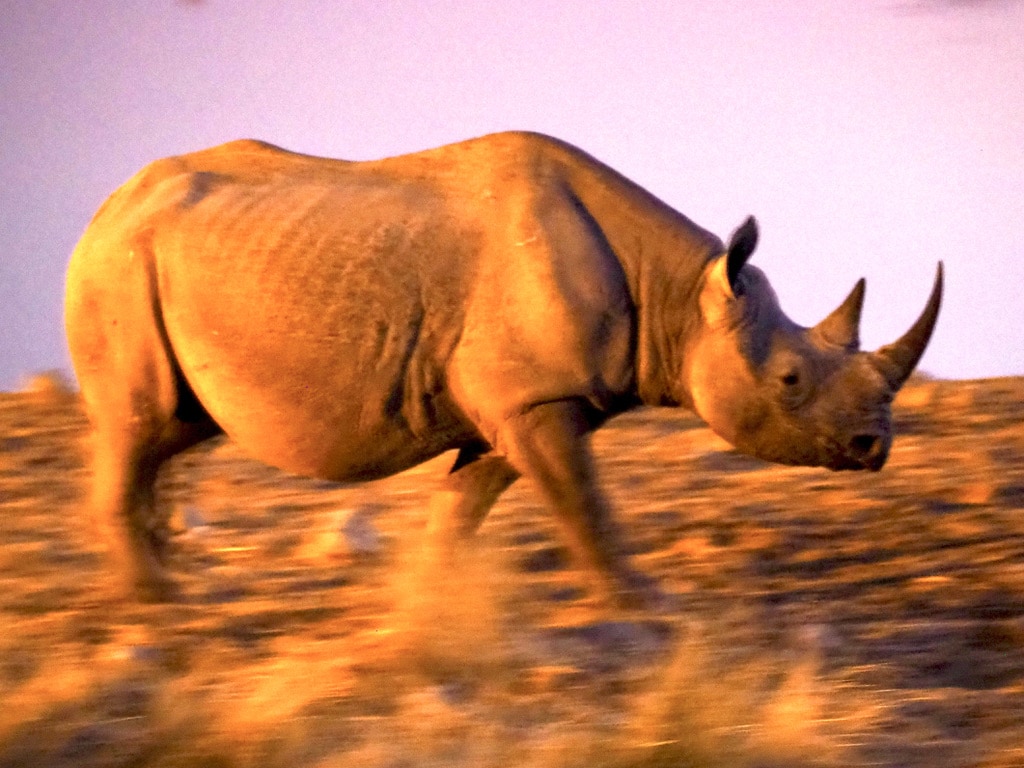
[2, 376, 1023, 766]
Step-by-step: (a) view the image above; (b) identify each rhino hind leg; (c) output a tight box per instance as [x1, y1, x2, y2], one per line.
[69, 247, 220, 601]
[90, 411, 218, 602]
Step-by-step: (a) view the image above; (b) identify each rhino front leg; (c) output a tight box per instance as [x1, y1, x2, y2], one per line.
[498, 399, 661, 610]
[414, 449, 518, 592]
[425, 447, 520, 546]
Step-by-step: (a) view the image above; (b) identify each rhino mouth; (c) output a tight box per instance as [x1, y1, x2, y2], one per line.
[820, 434, 890, 472]
[829, 455, 885, 472]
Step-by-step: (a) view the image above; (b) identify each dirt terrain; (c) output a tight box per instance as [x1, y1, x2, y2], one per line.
[0, 374, 1022, 767]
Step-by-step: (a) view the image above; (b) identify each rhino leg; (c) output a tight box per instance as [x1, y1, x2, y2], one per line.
[424, 447, 520, 547]
[89, 413, 217, 602]
[498, 399, 661, 610]
[68, 241, 219, 601]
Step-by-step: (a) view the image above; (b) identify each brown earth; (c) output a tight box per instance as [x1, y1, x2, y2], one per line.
[0, 375, 1022, 767]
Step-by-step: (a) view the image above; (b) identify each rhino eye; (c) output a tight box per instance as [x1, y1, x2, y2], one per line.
[777, 366, 811, 408]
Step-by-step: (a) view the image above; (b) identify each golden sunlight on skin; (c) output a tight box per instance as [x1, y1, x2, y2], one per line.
[2, 2, 1023, 384]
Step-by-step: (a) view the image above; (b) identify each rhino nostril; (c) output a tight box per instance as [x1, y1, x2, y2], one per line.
[849, 433, 882, 459]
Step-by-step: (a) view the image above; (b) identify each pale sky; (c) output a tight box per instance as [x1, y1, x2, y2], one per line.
[2, 1, 1022, 390]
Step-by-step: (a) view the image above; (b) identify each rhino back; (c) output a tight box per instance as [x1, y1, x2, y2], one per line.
[137, 148, 482, 478]
[68, 134, 663, 478]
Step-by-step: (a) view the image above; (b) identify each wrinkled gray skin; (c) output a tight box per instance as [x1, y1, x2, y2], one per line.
[65, 132, 943, 605]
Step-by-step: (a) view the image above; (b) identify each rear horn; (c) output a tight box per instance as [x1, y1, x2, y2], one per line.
[813, 278, 866, 350]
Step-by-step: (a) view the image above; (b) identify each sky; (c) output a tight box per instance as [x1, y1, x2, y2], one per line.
[1, 0, 1022, 390]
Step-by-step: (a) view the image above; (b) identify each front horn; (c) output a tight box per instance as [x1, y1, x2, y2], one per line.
[872, 262, 944, 389]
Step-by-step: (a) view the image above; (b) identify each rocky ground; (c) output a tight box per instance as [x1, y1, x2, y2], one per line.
[0, 374, 1022, 767]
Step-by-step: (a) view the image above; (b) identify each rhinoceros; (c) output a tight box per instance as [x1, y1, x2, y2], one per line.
[65, 131, 942, 604]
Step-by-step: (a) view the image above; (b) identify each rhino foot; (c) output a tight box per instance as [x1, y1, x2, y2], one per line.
[133, 574, 181, 604]
[609, 567, 678, 615]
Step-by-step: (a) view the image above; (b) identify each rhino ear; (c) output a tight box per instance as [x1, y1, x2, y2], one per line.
[701, 216, 759, 324]
[726, 216, 759, 291]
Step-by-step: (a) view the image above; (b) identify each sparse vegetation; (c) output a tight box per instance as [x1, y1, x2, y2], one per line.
[0, 376, 1022, 767]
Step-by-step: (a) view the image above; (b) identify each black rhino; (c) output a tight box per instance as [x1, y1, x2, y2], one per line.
[65, 132, 942, 604]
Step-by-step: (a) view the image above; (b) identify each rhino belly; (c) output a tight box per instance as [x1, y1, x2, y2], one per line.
[173, 331, 467, 480]
[159, 267, 470, 481]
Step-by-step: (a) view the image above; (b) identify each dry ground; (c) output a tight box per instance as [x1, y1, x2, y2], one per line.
[0, 375, 1022, 767]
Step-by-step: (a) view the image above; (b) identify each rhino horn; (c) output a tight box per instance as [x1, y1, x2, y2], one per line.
[813, 278, 866, 350]
[872, 262, 944, 389]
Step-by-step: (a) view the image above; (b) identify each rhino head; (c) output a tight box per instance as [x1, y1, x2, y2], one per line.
[685, 217, 943, 471]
